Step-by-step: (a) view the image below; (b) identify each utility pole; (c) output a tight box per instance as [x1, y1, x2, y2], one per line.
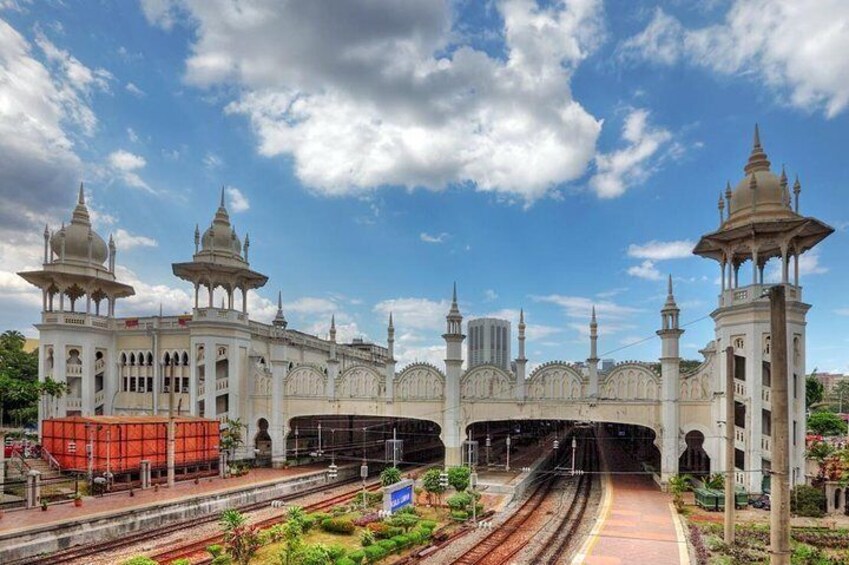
[724, 345, 735, 544]
[167, 359, 175, 487]
[769, 285, 790, 565]
[393, 428, 398, 467]
[318, 422, 322, 457]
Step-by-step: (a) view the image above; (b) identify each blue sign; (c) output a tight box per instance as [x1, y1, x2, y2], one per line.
[389, 484, 413, 512]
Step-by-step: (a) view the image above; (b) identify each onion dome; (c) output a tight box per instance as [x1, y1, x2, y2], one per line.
[49, 183, 108, 265]
[200, 187, 243, 258]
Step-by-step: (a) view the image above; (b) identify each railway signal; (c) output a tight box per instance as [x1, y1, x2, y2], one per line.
[439, 470, 448, 489]
[328, 463, 338, 480]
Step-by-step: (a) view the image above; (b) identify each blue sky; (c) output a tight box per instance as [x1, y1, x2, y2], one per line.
[1, 0, 847, 372]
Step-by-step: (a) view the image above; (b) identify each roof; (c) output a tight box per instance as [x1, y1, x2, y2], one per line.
[44, 415, 217, 424]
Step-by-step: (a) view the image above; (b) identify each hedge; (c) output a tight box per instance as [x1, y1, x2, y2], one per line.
[377, 539, 397, 552]
[348, 550, 365, 564]
[321, 517, 356, 534]
[363, 544, 388, 563]
[336, 559, 356, 565]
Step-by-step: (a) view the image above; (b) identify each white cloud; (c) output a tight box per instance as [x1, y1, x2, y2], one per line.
[420, 232, 449, 244]
[479, 307, 561, 341]
[225, 186, 250, 212]
[627, 259, 664, 281]
[149, 0, 606, 204]
[530, 294, 642, 321]
[620, 2, 849, 118]
[287, 297, 339, 315]
[108, 149, 152, 192]
[483, 289, 498, 302]
[127, 127, 139, 143]
[589, 108, 673, 198]
[112, 228, 158, 250]
[766, 248, 829, 282]
[374, 297, 449, 331]
[203, 152, 223, 168]
[836, 309, 849, 316]
[627, 239, 695, 260]
[114, 266, 194, 317]
[125, 82, 146, 97]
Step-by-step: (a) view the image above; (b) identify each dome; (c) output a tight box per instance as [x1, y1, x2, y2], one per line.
[49, 185, 109, 265]
[724, 125, 796, 227]
[200, 205, 242, 256]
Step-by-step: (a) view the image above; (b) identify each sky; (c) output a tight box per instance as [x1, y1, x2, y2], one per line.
[1, 0, 847, 373]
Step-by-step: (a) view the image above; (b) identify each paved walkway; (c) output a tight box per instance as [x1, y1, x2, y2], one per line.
[0, 464, 325, 534]
[573, 433, 688, 565]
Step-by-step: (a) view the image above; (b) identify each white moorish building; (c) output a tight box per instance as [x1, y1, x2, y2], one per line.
[19, 128, 833, 491]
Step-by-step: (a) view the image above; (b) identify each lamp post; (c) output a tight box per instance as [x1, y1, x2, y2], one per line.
[294, 426, 299, 464]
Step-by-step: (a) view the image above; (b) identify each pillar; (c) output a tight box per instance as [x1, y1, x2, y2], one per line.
[270, 355, 288, 468]
[203, 339, 216, 419]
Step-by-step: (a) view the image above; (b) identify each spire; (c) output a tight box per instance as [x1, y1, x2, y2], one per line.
[793, 175, 801, 213]
[519, 308, 525, 327]
[667, 274, 673, 297]
[108, 233, 115, 248]
[78, 182, 85, 205]
[329, 314, 337, 341]
[71, 182, 91, 226]
[220, 185, 226, 209]
[744, 123, 771, 175]
[452, 281, 458, 306]
[588, 305, 598, 362]
[388, 311, 394, 331]
[663, 274, 679, 311]
[591, 305, 597, 325]
[272, 290, 287, 329]
[44, 223, 49, 237]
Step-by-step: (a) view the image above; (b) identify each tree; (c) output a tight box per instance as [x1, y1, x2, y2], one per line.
[380, 466, 402, 487]
[807, 441, 836, 482]
[0, 330, 39, 426]
[421, 468, 446, 506]
[807, 411, 848, 436]
[447, 466, 471, 492]
[40, 377, 68, 421]
[806, 375, 825, 409]
[221, 418, 246, 459]
[668, 474, 691, 513]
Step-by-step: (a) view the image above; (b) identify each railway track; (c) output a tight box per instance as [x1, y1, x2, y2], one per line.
[450, 430, 596, 565]
[16, 473, 368, 565]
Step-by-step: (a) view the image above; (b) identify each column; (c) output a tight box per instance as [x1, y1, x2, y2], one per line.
[793, 253, 800, 286]
[752, 250, 759, 286]
[55, 341, 67, 417]
[270, 354, 288, 468]
[81, 344, 95, 415]
[203, 339, 216, 419]
[189, 339, 201, 416]
[207, 283, 214, 308]
[721, 260, 727, 292]
[194, 283, 199, 309]
[781, 246, 789, 284]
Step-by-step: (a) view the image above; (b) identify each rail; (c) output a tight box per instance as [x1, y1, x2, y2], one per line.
[41, 446, 62, 473]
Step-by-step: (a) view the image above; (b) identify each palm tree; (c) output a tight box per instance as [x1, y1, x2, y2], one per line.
[40, 377, 68, 420]
[668, 474, 692, 513]
[0, 330, 25, 351]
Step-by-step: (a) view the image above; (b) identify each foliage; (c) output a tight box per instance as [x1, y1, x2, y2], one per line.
[320, 517, 356, 535]
[687, 524, 709, 565]
[808, 411, 848, 436]
[446, 491, 472, 511]
[386, 512, 419, 532]
[276, 518, 306, 565]
[223, 524, 261, 565]
[376, 539, 397, 553]
[667, 474, 691, 513]
[379, 466, 402, 487]
[119, 558, 159, 565]
[703, 473, 724, 490]
[363, 544, 388, 564]
[172, 560, 191, 565]
[353, 513, 380, 527]
[336, 559, 356, 565]
[207, 544, 224, 557]
[791, 485, 826, 518]
[221, 418, 246, 458]
[220, 509, 246, 532]
[0, 330, 40, 426]
[347, 550, 365, 564]
[450, 509, 469, 521]
[448, 465, 471, 492]
[421, 468, 446, 505]
[807, 376, 825, 409]
[300, 543, 332, 565]
[360, 528, 375, 547]
[807, 441, 837, 481]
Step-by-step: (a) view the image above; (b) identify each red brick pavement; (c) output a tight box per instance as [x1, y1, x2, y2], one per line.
[579, 435, 687, 565]
[0, 465, 325, 534]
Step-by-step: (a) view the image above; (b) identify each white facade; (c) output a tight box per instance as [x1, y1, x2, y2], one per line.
[20, 128, 833, 489]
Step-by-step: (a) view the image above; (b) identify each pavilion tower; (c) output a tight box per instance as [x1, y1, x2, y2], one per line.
[693, 125, 833, 492]
[657, 275, 683, 484]
[19, 184, 135, 421]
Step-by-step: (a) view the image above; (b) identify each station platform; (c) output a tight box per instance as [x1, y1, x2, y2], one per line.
[0, 464, 325, 535]
[573, 432, 689, 565]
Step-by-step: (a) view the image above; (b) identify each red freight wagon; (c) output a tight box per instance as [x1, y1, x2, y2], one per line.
[41, 416, 220, 474]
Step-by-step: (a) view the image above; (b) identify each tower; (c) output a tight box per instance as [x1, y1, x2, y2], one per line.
[587, 306, 600, 397]
[19, 184, 135, 423]
[467, 317, 511, 371]
[172, 189, 269, 430]
[657, 275, 683, 484]
[693, 126, 833, 492]
[514, 309, 527, 400]
[385, 313, 396, 401]
[443, 283, 465, 466]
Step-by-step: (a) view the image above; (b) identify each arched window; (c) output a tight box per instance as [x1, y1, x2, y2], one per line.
[129, 353, 136, 365]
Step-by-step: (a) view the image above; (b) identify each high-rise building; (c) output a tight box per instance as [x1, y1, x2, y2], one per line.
[467, 318, 511, 371]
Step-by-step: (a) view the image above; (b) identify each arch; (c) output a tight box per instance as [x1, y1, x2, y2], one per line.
[602, 363, 658, 401]
[679, 430, 710, 476]
[120, 352, 127, 365]
[146, 351, 153, 366]
[527, 362, 584, 400]
[182, 351, 189, 366]
[255, 418, 272, 466]
[835, 488, 843, 513]
[163, 351, 171, 366]
[396, 363, 445, 400]
[285, 364, 327, 397]
[461, 365, 514, 400]
[338, 365, 384, 399]
[129, 352, 136, 365]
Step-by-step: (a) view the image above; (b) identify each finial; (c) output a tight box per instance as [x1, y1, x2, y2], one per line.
[725, 181, 732, 199]
[278, 290, 283, 309]
[793, 175, 801, 213]
[520, 308, 525, 325]
[753, 123, 761, 149]
[331, 314, 336, 330]
[244, 233, 250, 245]
[718, 192, 725, 224]
[452, 281, 457, 304]
[744, 124, 771, 174]
[44, 223, 49, 237]
[220, 185, 226, 208]
[591, 305, 597, 324]
[780, 165, 787, 187]
[194, 224, 200, 237]
[388, 311, 394, 329]
[108, 233, 115, 247]
[78, 182, 85, 205]
[667, 274, 674, 297]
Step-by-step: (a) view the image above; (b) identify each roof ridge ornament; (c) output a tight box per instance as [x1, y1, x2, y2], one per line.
[744, 123, 771, 175]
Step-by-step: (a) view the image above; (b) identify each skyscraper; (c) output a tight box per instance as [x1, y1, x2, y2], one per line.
[466, 318, 511, 371]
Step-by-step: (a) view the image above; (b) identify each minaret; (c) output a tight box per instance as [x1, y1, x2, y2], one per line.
[386, 312, 396, 402]
[657, 275, 683, 485]
[272, 290, 287, 330]
[327, 314, 338, 399]
[442, 282, 465, 466]
[587, 306, 600, 397]
[514, 309, 527, 400]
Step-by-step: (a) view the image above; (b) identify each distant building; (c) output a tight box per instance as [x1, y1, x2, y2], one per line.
[467, 318, 511, 371]
[814, 372, 849, 394]
[601, 358, 615, 373]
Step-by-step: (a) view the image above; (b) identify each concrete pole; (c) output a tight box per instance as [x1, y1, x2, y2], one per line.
[769, 285, 791, 565]
[724, 346, 736, 544]
[167, 361, 175, 487]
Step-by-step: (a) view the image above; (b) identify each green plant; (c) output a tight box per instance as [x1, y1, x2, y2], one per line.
[360, 529, 375, 547]
[211, 556, 232, 565]
[224, 524, 261, 565]
[348, 550, 365, 564]
[703, 473, 724, 490]
[172, 559, 192, 565]
[320, 517, 356, 535]
[220, 509, 246, 532]
[327, 544, 346, 560]
[363, 545, 387, 564]
[386, 512, 419, 532]
[380, 466, 402, 487]
[446, 491, 472, 511]
[119, 558, 159, 565]
[336, 558, 356, 565]
[377, 539, 397, 552]
[668, 474, 692, 513]
[391, 534, 411, 549]
[421, 468, 446, 505]
[450, 509, 469, 521]
[448, 466, 471, 492]
[300, 543, 332, 565]
[221, 418, 246, 458]
[207, 544, 224, 557]
[791, 485, 826, 518]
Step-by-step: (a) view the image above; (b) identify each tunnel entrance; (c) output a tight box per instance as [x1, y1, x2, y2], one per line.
[286, 415, 444, 469]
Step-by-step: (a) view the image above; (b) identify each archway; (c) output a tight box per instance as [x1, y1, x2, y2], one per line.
[679, 430, 710, 477]
[255, 418, 272, 466]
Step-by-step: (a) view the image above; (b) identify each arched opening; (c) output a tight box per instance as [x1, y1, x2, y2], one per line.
[679, 430, 710, 477]
[255, 418, 272, 466]
[834, 488, 842, 513]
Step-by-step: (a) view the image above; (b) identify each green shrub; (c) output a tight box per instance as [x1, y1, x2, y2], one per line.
[348, 550, 365, 564]
[207, 544, 224, 557]
[211, 557, 232, 565]
[446, 492, 472, 510]
[363, 544, 388, 563]
[328, 544, 347, 560]
[386, 513, 419, 532]
[392, 534, 411, 549]
[448, 466, 471, 492]
[450, 509, 469, 522]
[360, 529, 375, 547]
[336, 559, 356, 565]
[321, 517, 356, 535]
[311, 511, 331, 522]
[172, 560, 191, 565]
[791, 486, 826, 518]
[119, 558, 158, 565]
[419, 519, 437, 531]
[395, 505, 419, 516]
[377, 539, 397, 552]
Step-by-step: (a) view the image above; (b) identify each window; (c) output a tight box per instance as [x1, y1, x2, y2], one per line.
[735, 448, 745, 471]
[793, 374, 798, 399]
[762, 361, 771, 387]
[735, 355, 746, 382]
[762, 409, 771, 436]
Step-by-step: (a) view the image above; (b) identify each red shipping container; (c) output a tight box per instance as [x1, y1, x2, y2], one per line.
[41, 416, 220, 473]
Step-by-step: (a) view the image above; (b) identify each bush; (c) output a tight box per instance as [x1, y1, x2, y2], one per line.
[348, 550, 365, 564]
[336, 559, 356, 565]
[328, 544, 347, 560]
[450, 509, 469, 522]
[311, 511, 331, 522]
[419, 519, 437, 531]
[119, 558, 158, 565]
[301, 543, 332, 565]
[207, 544, 224, 557]
[392, 534, 411, 549]
[386, 513, 419, 532]
[211, 557, 232, 565]
[446, 492, 472, 510]
[791, 486, 826, 518]
[448, 466, 471, 492]
[360, 529, 376, 547]
[363, 544, 388, 563]
[377, 539, 397, 553]
[366, 522, 389, 536]
[172, 560, 191, 565]
[321, 517, 356, 535]
[380, 466, 402, 487]
[395, 505, 419, 516]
